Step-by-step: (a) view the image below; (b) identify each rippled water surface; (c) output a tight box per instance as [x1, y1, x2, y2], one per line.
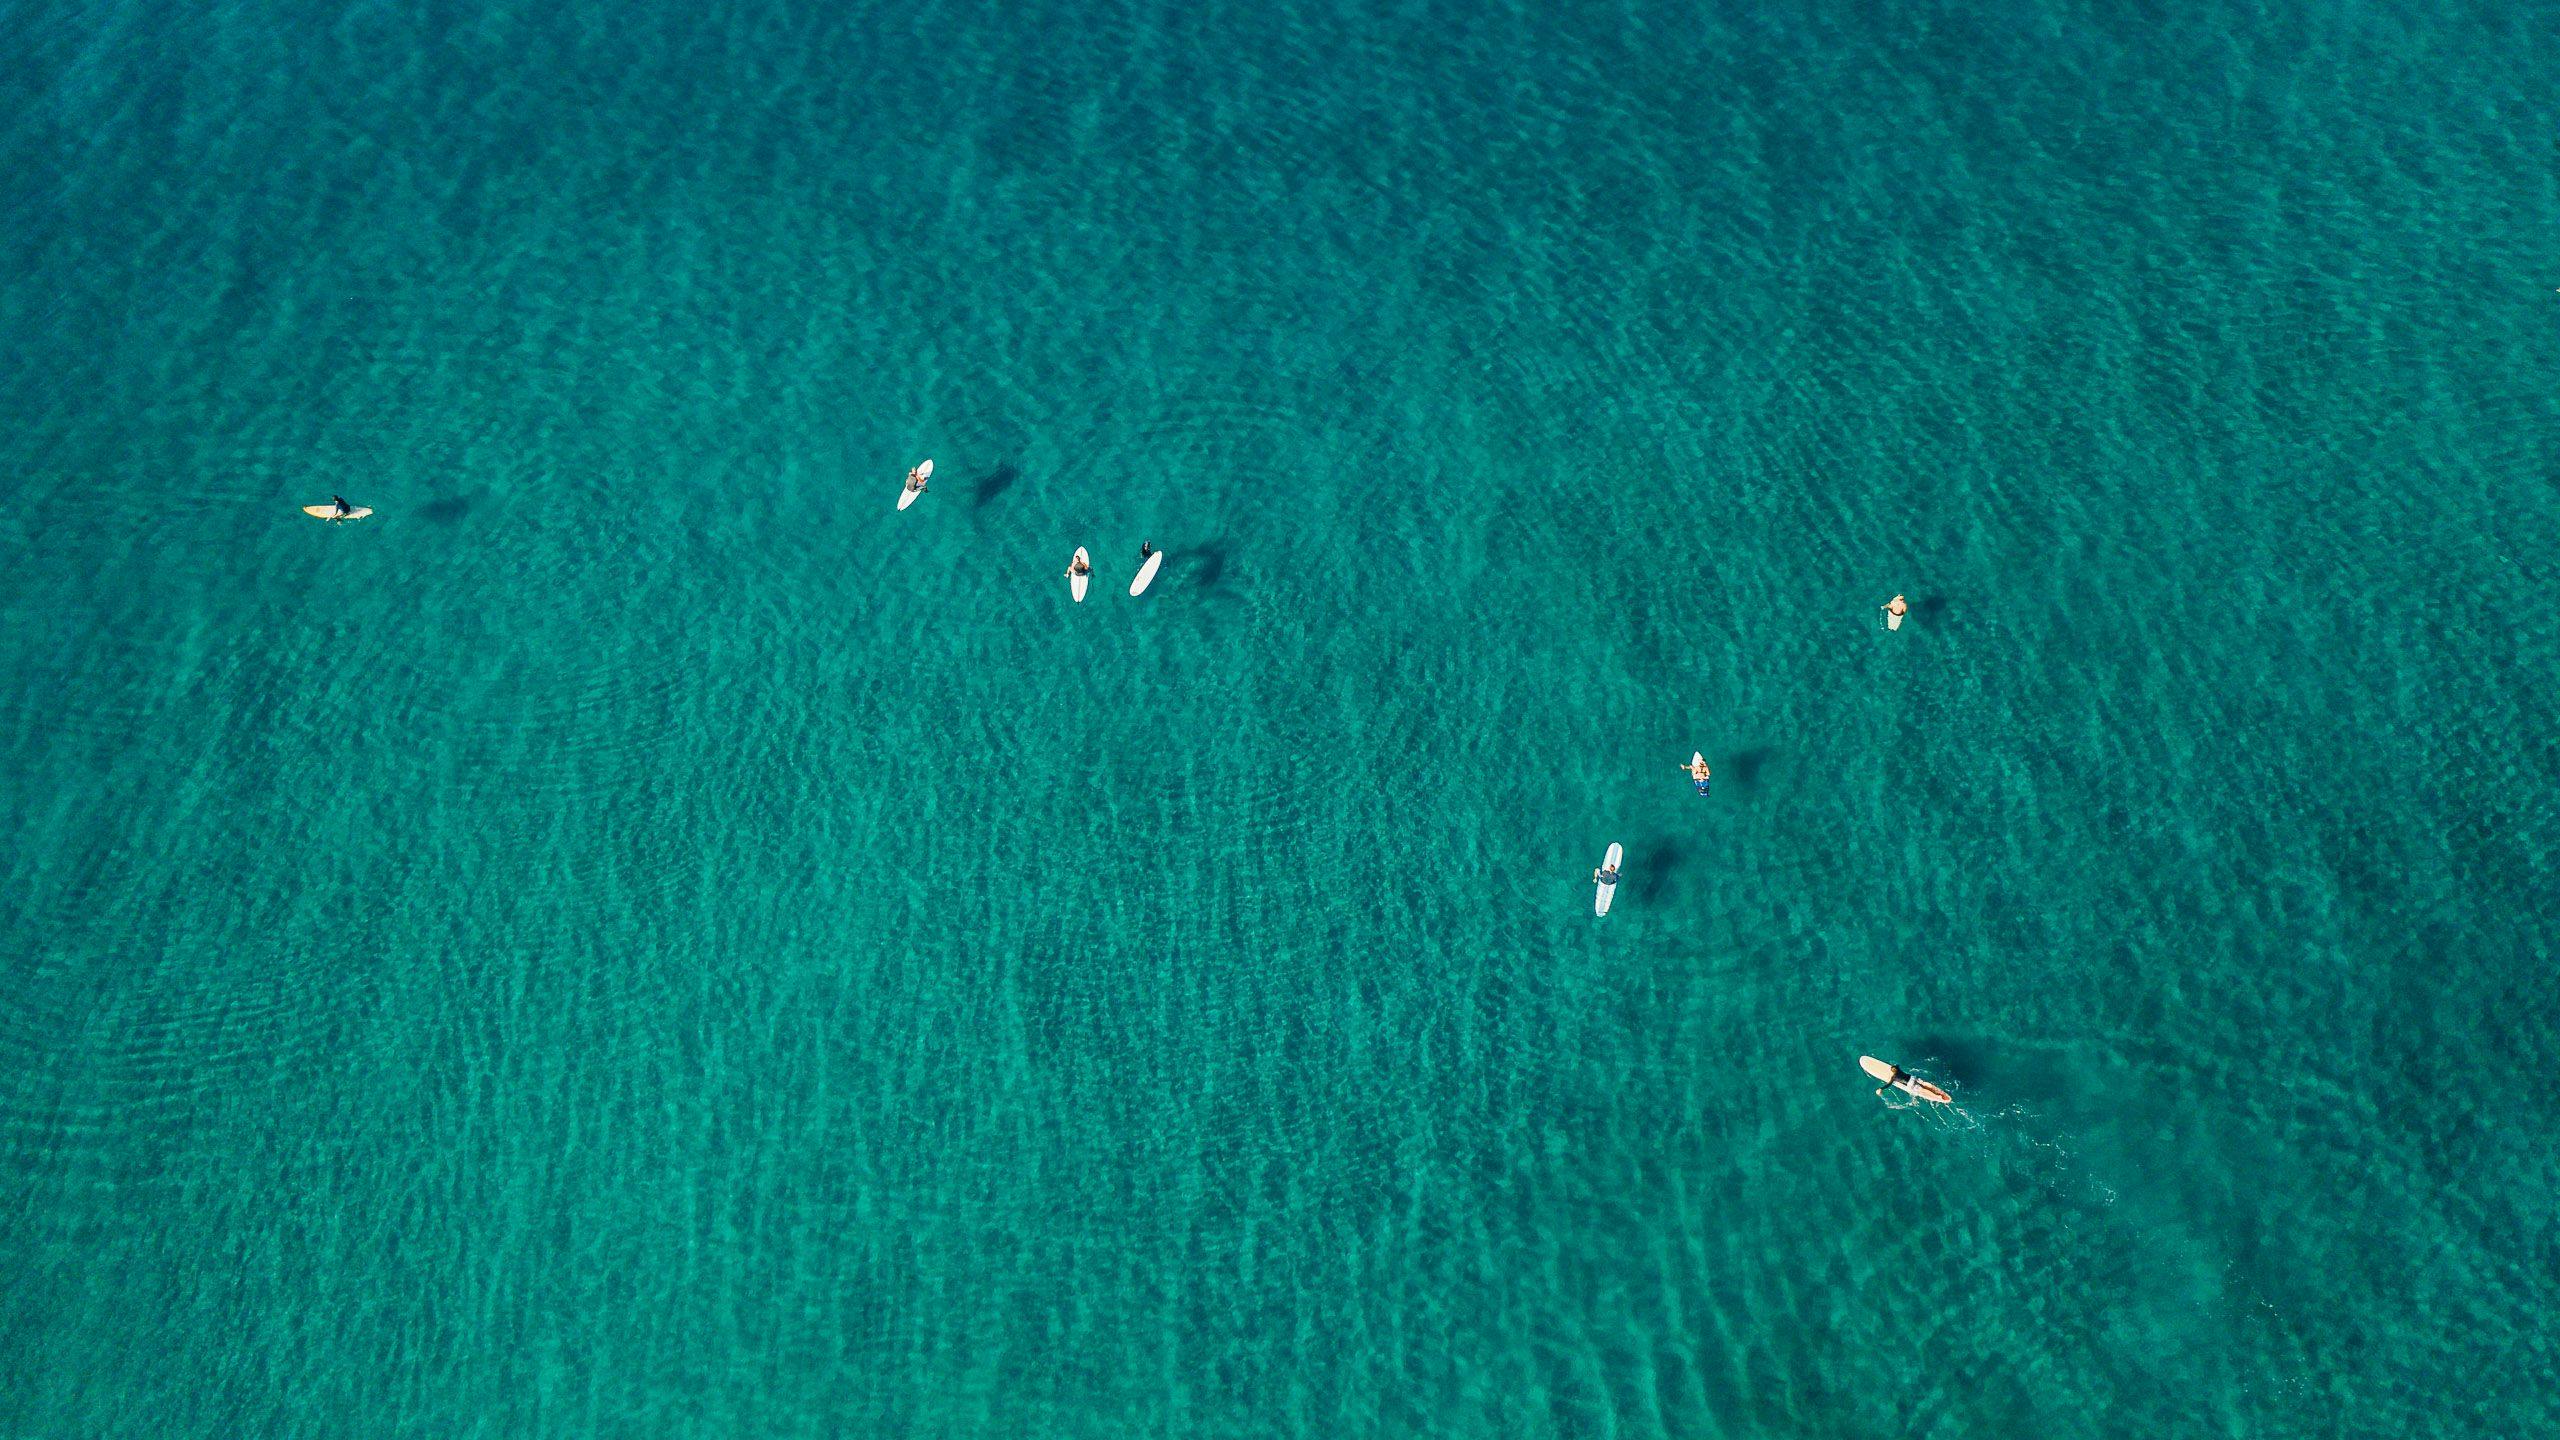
[3, 0, 2556, 1434]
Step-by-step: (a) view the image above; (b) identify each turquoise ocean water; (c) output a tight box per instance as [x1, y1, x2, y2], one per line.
[4, 0, 2557, 1433]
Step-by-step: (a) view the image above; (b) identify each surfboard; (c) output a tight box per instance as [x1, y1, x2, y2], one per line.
[1130, 548, 1165, 597]
[1689, 751, 1711, 796]
[1859, 1055, 1952, 1104]
[896, 459, 933, 511]
[302, 505, 373, 521]
[1594, 842, 1623, 917]
[1067, 547, 1090, 602]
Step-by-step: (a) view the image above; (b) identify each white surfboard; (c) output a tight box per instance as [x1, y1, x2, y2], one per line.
[1130, 548, 1164, 597]
[896, 459, 933, 511]
[1883, 596, 1906, 631]
[302, 504, 373, 521]
[1594, 842, 1623, 916]
[1688, 751, 1710, 796]
[1067, 547, 1090, 602]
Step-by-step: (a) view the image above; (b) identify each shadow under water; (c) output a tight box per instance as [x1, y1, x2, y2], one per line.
[1171, 537, 1233, 591]
[1631, 837, 1685, 903]
[414, 489, 480, 524]
[973, 461, 1021, 506]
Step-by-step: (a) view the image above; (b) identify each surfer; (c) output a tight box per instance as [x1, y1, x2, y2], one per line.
[1066, 553, 1092, 579]
[1685, 755, 1712, 793]
[330, 494, 353, 519]
[1593, 861, 1620, 888]
[1139, 541, 1154, 564]
[903, 466, 928, 496]
[1862, 1055, 1953, 1105]
[1883, 594, 1909, 625]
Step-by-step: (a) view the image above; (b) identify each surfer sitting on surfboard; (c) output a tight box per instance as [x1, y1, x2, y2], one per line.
[1685, 755, 1712, 794]
[1883, 594, 1909, 627]
[1066, 553, 1092, 578]
[1593, 861, 1619, 887]
[331, 494, 354, 519]
[904, 466, 927, 495]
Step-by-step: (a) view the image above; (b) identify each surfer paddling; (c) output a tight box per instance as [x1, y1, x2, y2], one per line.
[1859, 1055, 1952, 1105]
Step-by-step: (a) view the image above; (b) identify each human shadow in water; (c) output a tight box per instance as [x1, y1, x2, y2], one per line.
[974, 461, 1021, 506]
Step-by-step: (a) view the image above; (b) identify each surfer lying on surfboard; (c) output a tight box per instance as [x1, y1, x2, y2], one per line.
[1860, 1055, 1952, 1105]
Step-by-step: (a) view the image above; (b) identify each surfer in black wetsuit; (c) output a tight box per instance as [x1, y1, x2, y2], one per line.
[331, 495, 353, 519]
[1139, 542, 1154, 563]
